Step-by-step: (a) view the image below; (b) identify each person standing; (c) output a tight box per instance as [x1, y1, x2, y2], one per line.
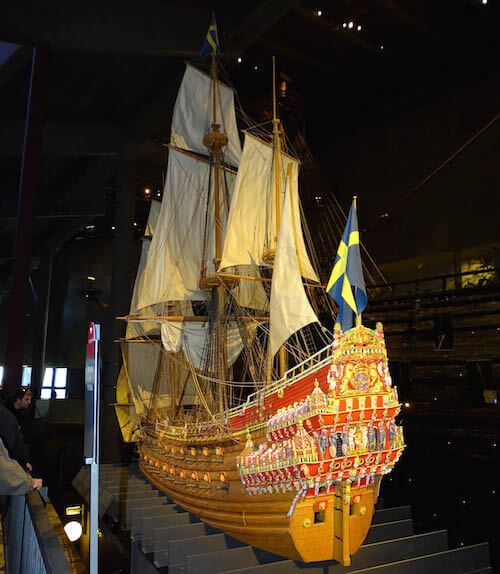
[4, 387, 32, 424]
[0, 437, 41, 495]
[0, 403, 31, 471]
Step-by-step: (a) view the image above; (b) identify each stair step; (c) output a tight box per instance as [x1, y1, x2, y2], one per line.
[220, 561, 299, 574]
[152, 522, 211, 565]
[185, 546, 259, 574]
[372, 506, 411, 525]
[364, 519, 414, 544]
[140, 512, 192, 553]
[108, 483, 152, 495]
[123, 493, 164, 528]
[330, 531, 449, 573]
[345, 542, 490, 574]
[130, 504, 177, 540]
[164, 533, 230, 570]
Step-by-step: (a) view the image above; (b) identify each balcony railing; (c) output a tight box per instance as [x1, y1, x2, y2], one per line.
[367, 267, 498, 301]
[3, 490, 71, 574]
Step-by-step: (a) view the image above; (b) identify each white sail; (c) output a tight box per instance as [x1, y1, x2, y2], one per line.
[269, 180, 319, 358]
[171, 64, 242, 167]
[219, 133, 318, 282]
[127, 200, 162, 338]
[121, 341, 167, 416]
[161, 320, 243, 370]
[137, 149, 236, 309]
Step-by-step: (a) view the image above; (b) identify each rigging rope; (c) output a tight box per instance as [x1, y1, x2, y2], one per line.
[363, 112, 500, 234]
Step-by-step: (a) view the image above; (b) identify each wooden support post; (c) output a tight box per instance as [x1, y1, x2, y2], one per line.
[4, 44, 48, 397]
[101, 139, 137, 462]
[30, 248, 53, 404]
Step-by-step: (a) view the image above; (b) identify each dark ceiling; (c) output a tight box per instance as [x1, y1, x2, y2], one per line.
[0, 0, 498, 291]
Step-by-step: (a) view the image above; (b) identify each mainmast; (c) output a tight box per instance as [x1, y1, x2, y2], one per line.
[272, 56, 282, 239]
[266, 57, 288, 381]
[201, 51, 231, 412]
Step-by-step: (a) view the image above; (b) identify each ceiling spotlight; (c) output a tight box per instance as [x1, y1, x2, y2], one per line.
[111, 225, 116, 230]
[254, 65, 258, 70]
[357, 25, 362, 31]
[144, 188, 151, 195]
[87, 276, 96, 281]
[482, 0, 487, 4]
[316, 10, 322, 16]
[380, 44, 384, 50]
[157, 192, 161, 197]
[133, 222, 138, 227]
[343, 22, 347, 28]
[237, 57, 242, 63]
[348, 21, 354, 29]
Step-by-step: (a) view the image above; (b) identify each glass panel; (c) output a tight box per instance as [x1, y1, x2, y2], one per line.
[0, 366, 4, 386]
[40, 388, 52, 399]
[54, 368, 67, 388]
[43, 368, 54, 388]
[54, 388, 66, 399]
[21, 366, 32, 387]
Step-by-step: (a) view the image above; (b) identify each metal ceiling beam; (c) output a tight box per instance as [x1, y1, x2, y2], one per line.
[377, 0, 436, 40]
[257, 37, 339, 74]
[225, 0, 302, 55]
[0, 0, 208, 55]
[0, 46, 31, 91]
[294, 5, 377, 54]
[0, 120, 120, 157]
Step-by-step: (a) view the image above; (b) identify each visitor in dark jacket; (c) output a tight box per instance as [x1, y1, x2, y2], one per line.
[4, 387, 32, 425]
[0, 403, 31, 471]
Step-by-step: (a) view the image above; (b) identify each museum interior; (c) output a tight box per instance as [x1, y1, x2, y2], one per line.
[0, 1, 498, 573]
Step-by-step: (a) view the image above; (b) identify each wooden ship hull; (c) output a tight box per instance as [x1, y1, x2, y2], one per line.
[138, 326, 405, 565]
[141, 437, 379, 564]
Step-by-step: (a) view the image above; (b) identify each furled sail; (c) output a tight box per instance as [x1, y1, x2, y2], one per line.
[136, 149, 236, 309]
[269, 180, 319, 357]
[219, 133, 318, 282]
[171, 64, 242, 167]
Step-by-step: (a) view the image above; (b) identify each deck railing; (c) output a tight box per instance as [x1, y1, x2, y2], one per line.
[154, 342, 335, 437]
[3, 490, 71, 574]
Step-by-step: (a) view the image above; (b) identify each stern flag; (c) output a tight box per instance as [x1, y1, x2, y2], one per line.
[326, 199, 367, 331]
[200, 13, 220, 59]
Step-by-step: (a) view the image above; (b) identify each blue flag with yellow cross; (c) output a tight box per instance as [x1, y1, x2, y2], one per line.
[200, 13, 220, 59]
[326, 199, 367, 331]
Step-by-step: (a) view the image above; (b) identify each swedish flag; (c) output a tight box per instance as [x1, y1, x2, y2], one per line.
[326, 199, 367, 331]
[200, 13, 220, 59]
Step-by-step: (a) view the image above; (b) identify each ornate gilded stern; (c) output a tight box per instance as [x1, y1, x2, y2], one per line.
[236, 322, 405, 563]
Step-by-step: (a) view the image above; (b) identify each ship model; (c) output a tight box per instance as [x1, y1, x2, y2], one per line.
[116, 20, 405, 565]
